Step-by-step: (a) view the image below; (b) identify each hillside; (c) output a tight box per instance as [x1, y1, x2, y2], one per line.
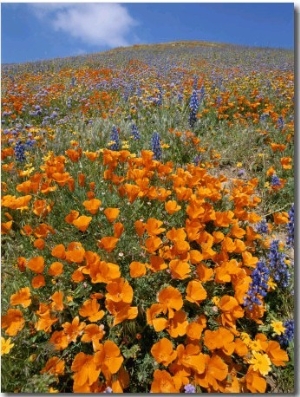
[1, 40, 294, 393]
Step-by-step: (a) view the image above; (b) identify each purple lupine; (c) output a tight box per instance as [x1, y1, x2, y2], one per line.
[244, 261, 270, 310]
[286, 204, 294, 248]
[151, 132, 162, 160]
[184, 384, 196, 393]
[189, 89, 199, 127]
[110, 126, 120, 151]
[268, 240, 290, 289]
[277, 319, 294, 348]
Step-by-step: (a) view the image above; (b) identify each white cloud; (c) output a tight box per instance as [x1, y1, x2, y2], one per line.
[29, 3, 139, 48]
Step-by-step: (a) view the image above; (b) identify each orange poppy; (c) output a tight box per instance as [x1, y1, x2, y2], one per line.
[33, 223, 55, 238]
[41, 356, 65, 376]
[150, 369, 179, 393]
[104, 207, 120, 223]
[134, 219, 146, 237]
[1, 308, 25, 336]
[78, 173, 86, 187]
[73, 215, 92, 232]
[97, 236, 119, 253]
[105, 300, 138, 326]
[51, 291, 64, 311]
[243, 369, 266, 393]
[82, 198, 101, 215]
[176, 343, 206, 374]
[169, 259, 191, 280]
[17, 256, 27, 272]
[71, 352, 100, 387]
[218, 295, 244, 328]
[280, 156, 292, 169]
[65, 148, 82, 162]
[144, 236, 163, 254]
[113, 222, 124, 238]
[21, 224, 33, 236]
[65, 210, 79, 224]
[10, 287, 31, 308]
[89, 259, 121, 284]
[94, 340, 124, 376]
[65, 242, 85, 263]
[129, 261, 147, 278]
[81, 323, 105, 351]
[195, 354, 228, 391]
[111, 365, 130, 393]
[51, 244, 66, 260]
[265, 341, 289, 366]
[33, 199, 52, 217]
[49, 330, 69, 351]
[165, 200, 182, 214]
[79, 299, 105, 322]
[33, 238, 45, 250]
[145, 218, 166, 236]
[186, 316, 207, 341]
[167, 310, 189, 338]
[158, 286, 183, 315]
[34, 303, 58, 333]
[273, 212, 289, 224]
[48, 261, 64, 276]
[1, 220, 13, 235]
[106, 278, 133, 304]
[214, 210, 235, 227]
[146, 255, 168, 272]
[203, 327, 235, 355]
[196, 262, 214, 282]
[151, 338, 177, 366]
[27, 256, 45, 274]
[186, 280, 207, 305]
[62, 316, 86, 343]
[32, 274, 46, 288]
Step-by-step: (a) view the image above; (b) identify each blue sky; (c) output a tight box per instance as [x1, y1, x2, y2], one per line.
[1, 2, 294, 64]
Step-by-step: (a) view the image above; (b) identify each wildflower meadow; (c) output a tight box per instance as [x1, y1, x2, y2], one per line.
[1, 41, 294, 393]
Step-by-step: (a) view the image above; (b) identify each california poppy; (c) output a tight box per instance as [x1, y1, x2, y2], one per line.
[104, 207, 120, 223]
[98, 236, 119, 253]
[41, 356, 65, 376]
[83, 198, 101, 215]
[48, 261, 64, 276]
[81, 323, 105, 351]
[62, 316, 86, 343]
[129, 261, 147, 278]
[186, 280, 207, 305]
[150, 369, 179, 393]
[94, 340, 124, 375]
[73, 215, 92, 232]
[10, 287, 31, 308]
[79, 299, 105, 322]
[1, 308, 25, 336]
[151, 337, 177, 366]
[31, 274, 46, 289]
[27, 256, 45, 274]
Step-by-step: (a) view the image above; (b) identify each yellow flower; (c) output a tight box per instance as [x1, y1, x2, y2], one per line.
[236, 162, 243, 167]
[240, 332, 251, 346]
[161, 143, 170, 149]
[211, 296, 220, 305]
[248, 339, 263, 352]
[248, 351, 271, 376]
[267, 278, 277, 290]
[1, 337, 14, 355]
[271, 321, 286, 335]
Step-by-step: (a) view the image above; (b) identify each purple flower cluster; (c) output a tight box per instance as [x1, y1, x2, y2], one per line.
[244, 261, 270, 310]
[184, 384, 196, 393]
[271, 174, 281, 187]
[131, 124, 140, 140]
[268, 240, 290, 289]
[255, 219, 269, 234]
[277, 319, 294, 348]
[151, 132, 162, 160]
[189, 89, 199, 127]
[286, 203, 294, 248]
[14, 141, 26, 162]
[110, 126, 120, 151]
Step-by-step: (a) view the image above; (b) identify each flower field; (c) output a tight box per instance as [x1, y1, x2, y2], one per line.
[1, 40, 294, 393]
